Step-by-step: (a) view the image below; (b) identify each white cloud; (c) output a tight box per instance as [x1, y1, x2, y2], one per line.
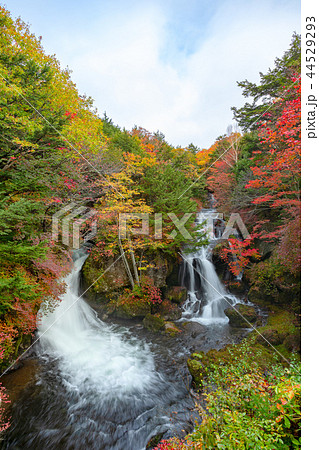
[6, 0, 300, 148]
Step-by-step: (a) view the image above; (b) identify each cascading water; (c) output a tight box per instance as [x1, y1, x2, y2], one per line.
[3, 249, 194, 450]
[2, 213, 249, 450]
[38, 249, 156, 394]
[181, 208, 238, 325]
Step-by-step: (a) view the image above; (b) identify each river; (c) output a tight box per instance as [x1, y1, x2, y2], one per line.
[1, 209, 249, 449]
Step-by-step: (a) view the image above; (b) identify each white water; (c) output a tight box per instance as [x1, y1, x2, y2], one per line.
[38, 250, 157, 397]
[35, 249, 179, 449]
[1, 248, 197, 449]
[181, 209, 238, 325]
[4, 232, 247, 449]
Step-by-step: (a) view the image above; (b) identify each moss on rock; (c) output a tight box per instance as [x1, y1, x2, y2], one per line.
[82, 255, 129, 299]
[187, 358, 205, 385]
[247, 308, 300, 355]
[166, 286, 187, 304]
[187, 341, 286, 388]
[255, 328, 281, 346]
[143, 313, 165, 332]
[266, 309, 298, 338]
[107, 297, 151, 319]
[158, 299, 182, 321]
[164, 321, 181, 337]
[224, 304, 258, 328]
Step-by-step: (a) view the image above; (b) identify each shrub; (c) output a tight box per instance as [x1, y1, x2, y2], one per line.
[158, 343, 301, 449]
[192, 343, 301, 448]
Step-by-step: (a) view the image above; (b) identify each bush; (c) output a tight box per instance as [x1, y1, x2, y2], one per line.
[160, 342, 301, 449]
[194, 343, 300, 448]
[107, 277, 163, 319]
[247, 256, 300, 309]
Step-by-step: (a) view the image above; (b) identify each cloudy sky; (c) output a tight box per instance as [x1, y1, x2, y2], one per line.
[4, 0, 300, 148]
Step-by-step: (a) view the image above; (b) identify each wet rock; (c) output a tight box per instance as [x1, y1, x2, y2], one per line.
[182, 322, 207, 338]
[1, 358, 40, 406]
[166, 286, 188, 305]
[225, 304, 258, 328]
[143, 314, 165, 332]
[164, 321, 182, 337]
[187, 358, 205, 386]
[158, 300, 182, 321]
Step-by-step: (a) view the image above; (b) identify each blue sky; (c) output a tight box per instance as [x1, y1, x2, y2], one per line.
[3, 0, 300, 148]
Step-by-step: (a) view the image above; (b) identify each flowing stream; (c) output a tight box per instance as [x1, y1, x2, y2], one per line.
[2, 209, 247, 450]
[2, 249, 194, 449]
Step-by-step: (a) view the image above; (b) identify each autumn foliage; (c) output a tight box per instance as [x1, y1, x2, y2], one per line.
[246, 78, 301, 273]
[0, 7, 205, 433]
[201, 36, 300, 285]
[0, 5, 113, 429]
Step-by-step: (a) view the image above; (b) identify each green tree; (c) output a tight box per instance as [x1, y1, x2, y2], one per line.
[231, 33, 300, 130]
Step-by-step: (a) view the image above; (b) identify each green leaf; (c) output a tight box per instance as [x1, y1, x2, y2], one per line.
[284, 416, 291, 428]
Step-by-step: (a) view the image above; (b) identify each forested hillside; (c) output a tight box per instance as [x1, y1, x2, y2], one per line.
[197, 33, 301, 308]
[153, 33, 301, 450]
[0, 7, 203, 372]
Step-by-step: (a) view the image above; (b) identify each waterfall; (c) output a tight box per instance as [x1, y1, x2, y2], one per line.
[38, 249, 156, 395]
[35, 248, 183, 449]
[3, 226, 248, 450]
[181, 209, 238, 325]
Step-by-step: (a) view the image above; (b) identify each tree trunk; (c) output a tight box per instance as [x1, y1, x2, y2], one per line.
[118, 238, 135, 289]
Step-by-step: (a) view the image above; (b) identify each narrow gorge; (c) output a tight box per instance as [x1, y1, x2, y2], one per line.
[2, 206, 254, 449]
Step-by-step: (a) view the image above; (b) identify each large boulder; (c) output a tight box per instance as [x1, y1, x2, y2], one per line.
[107, 297, 151, 319]
[82, 251, 174, 299]
[164, 321, 182, 337]
[166, 286, 188, 304]
[82, 255, 129, 300]
[225, 304, 258, 328]
[157, 299, 182, 321]
[146, 253, 174, 287]
[81, 250, 176, 320]
[256, 328, 281, 346]
[143, 313, 165, 332]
